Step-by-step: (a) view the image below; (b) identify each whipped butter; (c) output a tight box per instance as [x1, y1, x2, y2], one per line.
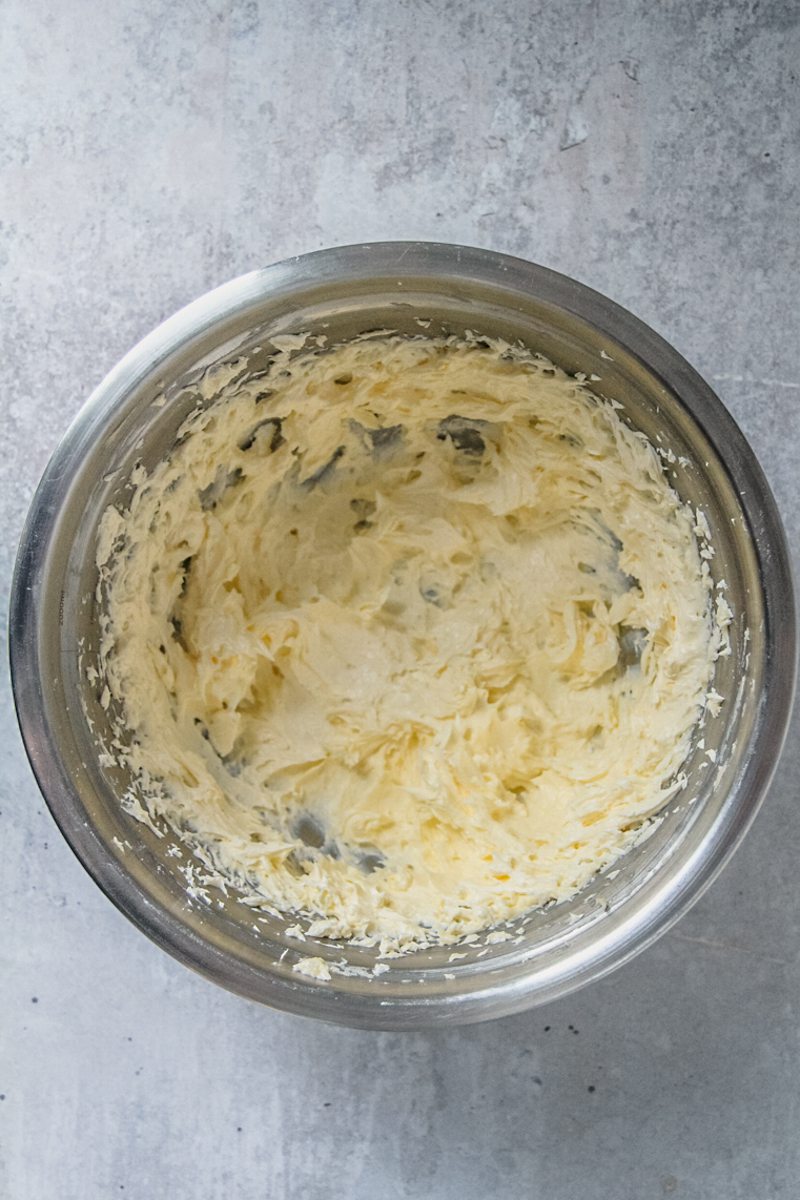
[97, 334, 723, 953]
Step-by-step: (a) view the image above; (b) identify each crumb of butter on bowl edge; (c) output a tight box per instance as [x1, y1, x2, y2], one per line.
[293, 956, 332, 982]
[93, 332, 731, 962]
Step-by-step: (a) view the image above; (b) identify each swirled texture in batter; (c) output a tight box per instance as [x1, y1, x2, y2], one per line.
[97, 335, 719, 952]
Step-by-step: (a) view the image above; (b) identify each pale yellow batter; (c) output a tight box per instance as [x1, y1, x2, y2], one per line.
[97, 334, 721, 953]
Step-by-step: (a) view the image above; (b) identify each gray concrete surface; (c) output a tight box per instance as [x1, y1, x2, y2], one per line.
[2, 1, 799, 1197]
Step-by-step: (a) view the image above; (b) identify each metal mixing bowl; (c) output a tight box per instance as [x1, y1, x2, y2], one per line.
[10, 243, 796, 1028]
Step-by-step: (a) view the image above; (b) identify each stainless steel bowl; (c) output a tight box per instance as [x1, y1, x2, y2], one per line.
[10, 243, 796, 1028]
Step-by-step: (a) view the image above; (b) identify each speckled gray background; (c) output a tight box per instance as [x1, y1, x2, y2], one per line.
[2, 2, 799, 1197]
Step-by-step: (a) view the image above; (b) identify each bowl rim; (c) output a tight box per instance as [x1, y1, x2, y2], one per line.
[9, 241, 797, 1028]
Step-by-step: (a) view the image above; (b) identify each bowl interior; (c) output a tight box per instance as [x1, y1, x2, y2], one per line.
[20, 250, 782, 1026]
